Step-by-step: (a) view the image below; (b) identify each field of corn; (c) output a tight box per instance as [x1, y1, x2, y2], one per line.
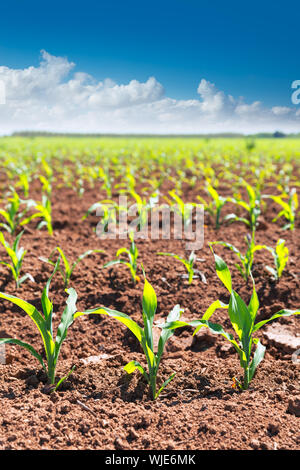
[0, 136, 299, 450]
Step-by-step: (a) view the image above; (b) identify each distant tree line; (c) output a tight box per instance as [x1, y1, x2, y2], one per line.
[7, 130, 299, 139]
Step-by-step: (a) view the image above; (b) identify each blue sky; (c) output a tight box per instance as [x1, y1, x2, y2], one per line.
[0, 0, 299, 133]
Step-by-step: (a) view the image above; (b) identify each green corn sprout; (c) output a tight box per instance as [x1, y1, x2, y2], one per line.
[0, 258, 77, 389]
[74, 273, 184, 399]
[225, 181, 261, 235]
[16, 171, 31, 198]
[263, 188, 298, 230]
[210, 235, 268, 282]
[40, 246, 105, 287]
[197, 183, 230, 229]
[157, 251, 201, 285]
[39, 175, 52, 196]
[82, 199, 121, 235]
[129, 189, 159, 232]
[98, 167, 113, 198]
[0, 231, 34, 288]
[165, 189, 196, 229]
[21, 194, 53, 236]
[103, 231, 140, 284]
[0, 189, 34, 235]
[39, 159, 54, 193]
[264, 239, 289, 281]
[163, 252, 300, 390]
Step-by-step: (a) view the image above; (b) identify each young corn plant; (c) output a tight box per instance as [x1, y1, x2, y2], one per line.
[39, 175, 52, 197]
[40, 246, 105, 288]
[225, 181, 261, 236]
[0, 258, 77, 390]
[103, 231, 140, 284]
[16, 171, 31, 198]
[210, 235, 268, 282]
[264, 239, 289, 281]
[263, 188, 298, 230]
[39, 158, 54, 195]
[21, 194, 53, 236]
[0, 189, 34, 235]
[157, 251, 205, 285]
[74, 273, 184, 399]
[98, 167, 113, 198]
[197, 183, 230, 229]
[163, 252, 300, 390]
[164, 189, 197, 229]
[0, 231, 34, 288]
[83, 199, 121, 234]
[128, 189, 159, 232]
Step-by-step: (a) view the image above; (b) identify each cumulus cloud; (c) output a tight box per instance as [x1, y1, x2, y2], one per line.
[0, 50, 299, 134]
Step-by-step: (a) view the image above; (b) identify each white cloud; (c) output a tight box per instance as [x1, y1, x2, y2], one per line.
[271, 106, 292, 116]
[0, 50, 299, 134]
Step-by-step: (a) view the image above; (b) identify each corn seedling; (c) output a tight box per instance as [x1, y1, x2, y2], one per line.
[197, 183, 230, 229]
[210, 235, 268, 282]
[157, 251, 205, 285]
[16, 170, 31, 197]
[163, 252, 300, 390]
[21, 194, 53, 236]
[98, 167, 113, 198]
[83, 199, 122, 234]
[263, 188, 298, 230]
[165, 190, 197, 229]
[264, 239, 289, 281]
[40, 246, 105, 287]
[39, 175, 52, 196]
[74, 273, 184, 399]
[0, 258, 77, 390]
[225, 181, 261, 235]
[103, 231, 140, 284]
[128, 189, 159, 232]
[0, 189, 34, 235]
[0, 231, 34, 288]
[39, 158, 54, 194]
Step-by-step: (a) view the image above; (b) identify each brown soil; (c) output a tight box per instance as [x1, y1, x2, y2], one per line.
[0, 179, 299, 450]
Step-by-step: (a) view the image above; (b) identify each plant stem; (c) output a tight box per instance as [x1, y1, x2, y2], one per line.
[150, 374, 157, 400]
[243, 367, 250, 390]
[48, 362, 56, 385]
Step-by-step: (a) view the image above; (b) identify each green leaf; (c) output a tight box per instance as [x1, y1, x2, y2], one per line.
[193, 300, 228, 334]
[162, 319, 247, 366]
[0, 291, 54, 361]
[157, 304, 182, 364]
[74, 307, 144, 343]
[102, 259, 122, 268]
[54, 365, 76, 391]
[210, 250, 232, 293]
[142, 277, 157, 349]
[253, 309, 300, 332]
[0, 338, 46, 370]
[116, 247, 130, 257]
[123, 360, 149, 382]
[248, 278, 259, 324]
[56, 247, 71, 277]
[54, 288, 78, 362]
[229, 292, 252, 357]
[249, 339, 266, 381]
[156, 372, 176, 398]
[41, 256, 61, 329]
